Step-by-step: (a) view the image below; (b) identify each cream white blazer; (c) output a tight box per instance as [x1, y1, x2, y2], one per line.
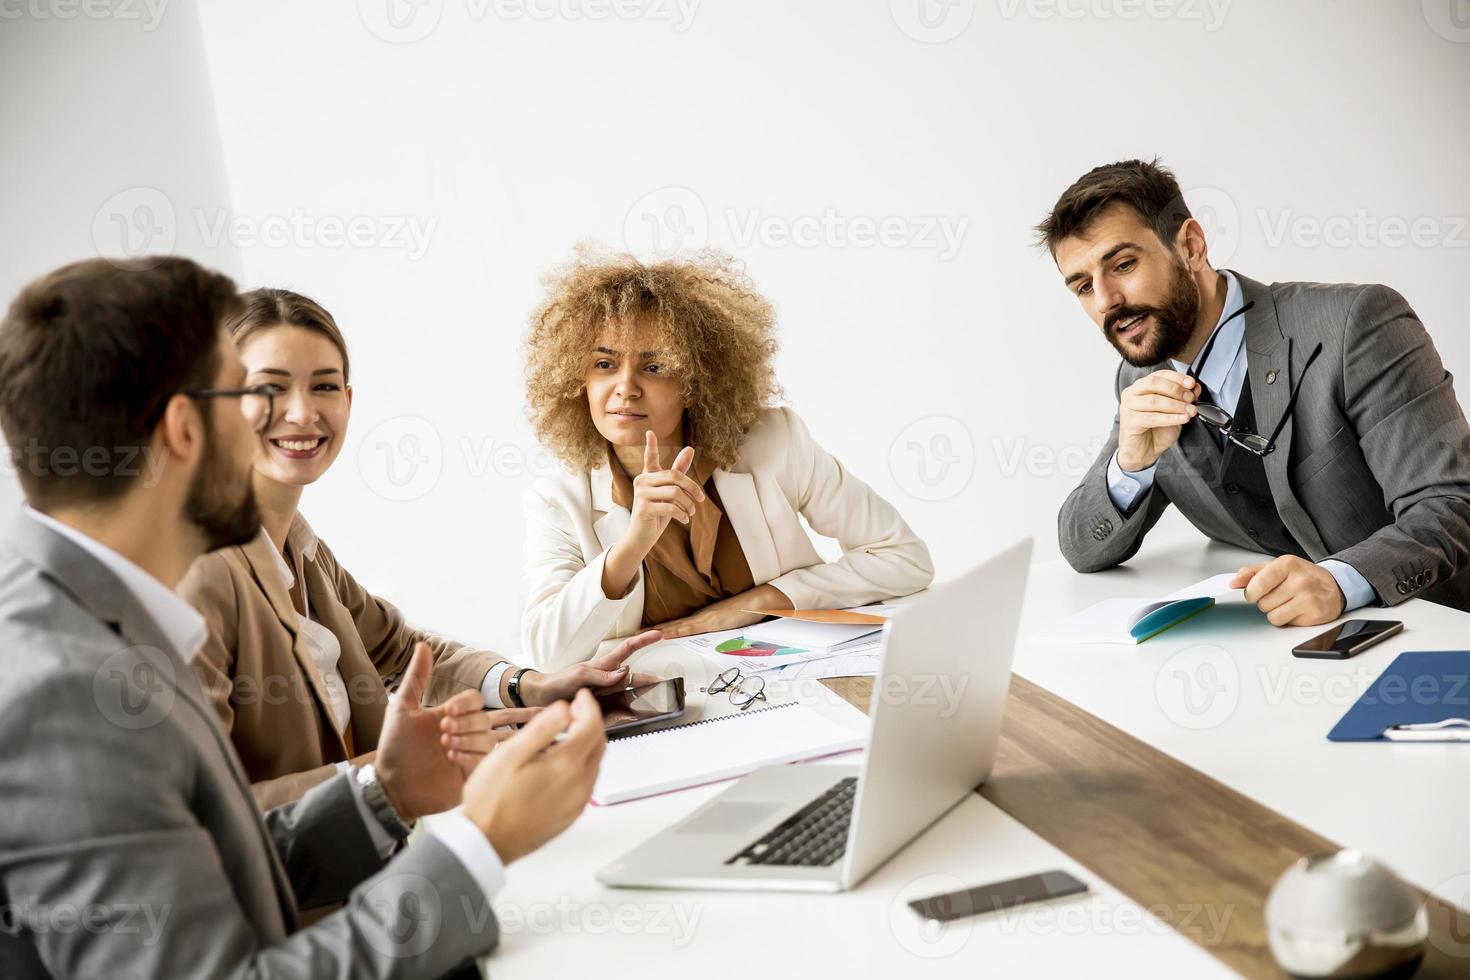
[520, 407, 935, 669]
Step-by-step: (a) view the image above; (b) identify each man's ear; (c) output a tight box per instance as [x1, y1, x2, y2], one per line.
[156, 393, 206, 470]
[1176, 217, 1211, 271]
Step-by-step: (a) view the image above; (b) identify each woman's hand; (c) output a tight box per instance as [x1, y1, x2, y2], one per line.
[627, 431, 704, 546]
[515, 629, 666, 706]
[653, 584, 795, 639]
[602, 431, 705, 599]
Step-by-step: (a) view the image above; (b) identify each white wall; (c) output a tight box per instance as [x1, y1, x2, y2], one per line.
[7, 1, 1469, 656]
[0, 0, 239, 512]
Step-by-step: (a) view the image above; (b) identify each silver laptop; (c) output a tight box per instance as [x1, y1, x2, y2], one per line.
[597, 536, 1033, 893]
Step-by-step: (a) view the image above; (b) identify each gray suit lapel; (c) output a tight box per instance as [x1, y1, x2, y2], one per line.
[1236, 273, 1328, 557]
[3, 513, 302, 920]
[4, 513, 179, 655]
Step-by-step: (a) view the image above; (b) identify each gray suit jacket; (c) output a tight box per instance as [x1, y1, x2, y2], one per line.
[0, 515, 498, 978]
[1060, 272, 1470, 609]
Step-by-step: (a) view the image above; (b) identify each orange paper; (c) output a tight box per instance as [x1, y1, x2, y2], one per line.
[741, 608, 888, 626]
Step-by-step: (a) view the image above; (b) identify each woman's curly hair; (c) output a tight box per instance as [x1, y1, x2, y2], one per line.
[524, 246, 782, 472]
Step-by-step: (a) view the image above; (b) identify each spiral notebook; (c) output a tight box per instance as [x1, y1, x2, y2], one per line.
[591, 701, 865, 805]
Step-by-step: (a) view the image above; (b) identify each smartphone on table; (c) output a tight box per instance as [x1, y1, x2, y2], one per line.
[1291, 620, 1403, 660]
[595, 677, 687, 736]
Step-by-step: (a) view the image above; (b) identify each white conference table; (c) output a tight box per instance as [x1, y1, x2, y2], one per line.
[1012, 532, 1470, 906]
[459, 527, 1468, 978]
[466, 601, 1238, 977]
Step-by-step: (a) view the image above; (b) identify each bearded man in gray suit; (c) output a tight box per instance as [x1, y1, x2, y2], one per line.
[0, 257, 614, 978]
[1043, 159, 1470, 627]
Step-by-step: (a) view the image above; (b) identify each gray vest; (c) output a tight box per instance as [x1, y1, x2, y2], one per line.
[1181, 382, 1306, 558]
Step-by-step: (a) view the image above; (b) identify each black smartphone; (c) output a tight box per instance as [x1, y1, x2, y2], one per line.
[1291, 619, 1403, 660]
[596, 678, 686, 736]
[908, 870, 1089, 923]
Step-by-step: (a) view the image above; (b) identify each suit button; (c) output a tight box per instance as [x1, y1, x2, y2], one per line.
[1226, 483, 1241, 495]
[1397, 582, 1410, 595]
[1247, 528, 1259, 539]
[1102, 519, 1114, 532]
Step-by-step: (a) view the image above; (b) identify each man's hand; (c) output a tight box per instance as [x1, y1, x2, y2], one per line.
[1231, 555, 1346, 627]
[460, 689, 607, 865]
[516, 629, 665, 706]
[654, 584, 794, 639]
[376, 642, 542, 821]
[1117, 369, 1198, 472]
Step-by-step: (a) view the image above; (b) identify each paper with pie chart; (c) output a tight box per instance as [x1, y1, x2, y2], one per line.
[678, 605, 890, 673]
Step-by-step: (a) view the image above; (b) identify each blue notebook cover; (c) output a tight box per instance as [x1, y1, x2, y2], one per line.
[1327, 651, 1470, 741]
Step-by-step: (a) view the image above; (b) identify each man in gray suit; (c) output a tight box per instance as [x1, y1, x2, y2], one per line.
[0, 257, 610, 977]
[1041, 159, 1470, 626]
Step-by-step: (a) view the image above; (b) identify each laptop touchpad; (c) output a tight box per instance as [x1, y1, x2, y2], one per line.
[677, 802, 782, 834]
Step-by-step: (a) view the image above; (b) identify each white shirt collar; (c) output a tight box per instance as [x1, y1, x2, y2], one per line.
[262, 514, 319, 594]
[1170, 269, 1246, 393]
[24, 506, 208, 657]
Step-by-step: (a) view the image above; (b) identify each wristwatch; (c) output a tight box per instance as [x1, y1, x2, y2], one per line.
[506, 667, 534, 708]
[354, 763, 413, 841]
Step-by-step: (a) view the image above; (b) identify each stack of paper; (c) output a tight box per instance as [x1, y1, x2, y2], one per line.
[1031, 573, 1240, 645]
[678, 605, 890, 673]
[591, 700, 864, 804]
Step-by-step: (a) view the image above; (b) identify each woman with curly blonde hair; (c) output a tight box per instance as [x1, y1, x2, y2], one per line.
[520, 248, 934, 669]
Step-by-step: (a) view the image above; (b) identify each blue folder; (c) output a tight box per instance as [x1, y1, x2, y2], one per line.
[1327, 651, 1470, 741]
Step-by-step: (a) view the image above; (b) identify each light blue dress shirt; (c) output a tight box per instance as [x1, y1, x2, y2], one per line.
[1104, 271, 1376, 611]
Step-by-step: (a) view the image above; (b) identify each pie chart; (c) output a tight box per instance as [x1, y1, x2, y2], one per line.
[714, 637, 808, 658]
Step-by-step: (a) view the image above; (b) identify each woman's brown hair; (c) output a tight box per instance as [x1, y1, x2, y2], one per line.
[226, 288, 350, 382]
[524, 246, 781, 471]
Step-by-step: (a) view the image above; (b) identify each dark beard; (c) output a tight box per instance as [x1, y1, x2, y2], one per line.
[185, 425, 260, 552]
[1104, 261, 1200, 367]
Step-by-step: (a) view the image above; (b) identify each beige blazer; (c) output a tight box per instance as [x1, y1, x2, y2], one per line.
[179, 516, 505, 810]
[521, 406, 935, 670]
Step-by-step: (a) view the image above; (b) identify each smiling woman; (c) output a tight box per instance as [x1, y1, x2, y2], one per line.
[178, 288, 664, 810]
[519, 246, 937, 670]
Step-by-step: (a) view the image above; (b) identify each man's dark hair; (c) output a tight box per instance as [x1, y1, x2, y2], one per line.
[0, 256, 241, 509]
[1034, 158, 1193, 256]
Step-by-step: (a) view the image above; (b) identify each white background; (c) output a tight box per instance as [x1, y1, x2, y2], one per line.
[3, 0, 1468, 656]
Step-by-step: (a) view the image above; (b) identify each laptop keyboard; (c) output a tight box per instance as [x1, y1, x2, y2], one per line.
[726, 777, 857, 868]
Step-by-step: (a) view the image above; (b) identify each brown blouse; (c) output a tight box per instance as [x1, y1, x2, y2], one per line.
[608, 448, 756, 626]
